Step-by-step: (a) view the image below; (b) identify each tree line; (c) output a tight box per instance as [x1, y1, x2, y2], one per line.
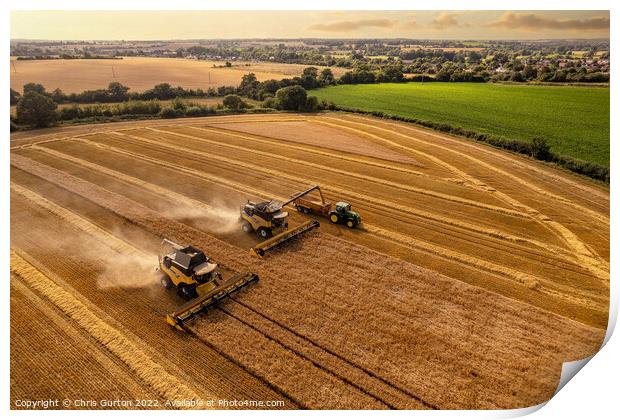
[10, 82, 208, 105]
[9, 69, 338, 130]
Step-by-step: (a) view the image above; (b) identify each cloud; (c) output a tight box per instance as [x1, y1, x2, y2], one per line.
[487, 12, 610, 31]
[307, 18, 396, 32]
[430, 13, 466, 30]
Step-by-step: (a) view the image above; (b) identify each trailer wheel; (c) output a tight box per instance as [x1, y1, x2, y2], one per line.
[330, 214, 340, 224]
[258, 227, 272, 239]
[303, 207, 310, 214]
[346, 220, 355, 228]
[242, 221, 253, 233]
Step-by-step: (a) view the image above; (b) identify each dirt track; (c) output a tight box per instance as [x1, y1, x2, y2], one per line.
[10, 112, 609, 409]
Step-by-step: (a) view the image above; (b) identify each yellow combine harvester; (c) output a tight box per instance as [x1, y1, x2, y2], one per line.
[240, 185, 321, 258]
[158, 239, 258, 331]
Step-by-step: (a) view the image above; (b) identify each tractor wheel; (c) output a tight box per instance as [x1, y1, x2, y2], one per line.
[330, 213, 340, 224]
[258, 227, 272, 239]
[160, 274, 173, 289]
[178, 284, 198, 301]
[242, 221, 253, 233]
[346, 220, 356, 228]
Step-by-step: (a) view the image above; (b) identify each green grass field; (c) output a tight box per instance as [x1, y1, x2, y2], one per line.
[313, 83, 610, 166]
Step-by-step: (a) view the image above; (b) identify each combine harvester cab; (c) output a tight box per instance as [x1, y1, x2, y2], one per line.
[158, 239, 258, 332]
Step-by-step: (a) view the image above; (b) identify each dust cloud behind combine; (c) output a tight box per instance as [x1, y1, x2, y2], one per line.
[161, 199, 241, 235]
[37, 217, 160, 290]
[97, 252, 160, 290]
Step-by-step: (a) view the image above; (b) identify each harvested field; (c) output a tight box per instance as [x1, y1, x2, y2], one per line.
[9, 56, 346, 93]
[10, 112, 609, 409]
[205, 120, 422, 165]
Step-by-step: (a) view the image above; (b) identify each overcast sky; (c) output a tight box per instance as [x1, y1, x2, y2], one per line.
[11, 10, 610, 40]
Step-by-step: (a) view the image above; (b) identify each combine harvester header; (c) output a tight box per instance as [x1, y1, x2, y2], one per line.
[166, 271, 258, 331]
[250, 219, 319, 258]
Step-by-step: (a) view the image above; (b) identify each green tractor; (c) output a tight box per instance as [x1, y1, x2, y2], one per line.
[329, 202, 361, 228]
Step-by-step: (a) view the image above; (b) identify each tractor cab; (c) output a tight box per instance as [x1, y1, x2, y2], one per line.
[335, 202, 352, 214]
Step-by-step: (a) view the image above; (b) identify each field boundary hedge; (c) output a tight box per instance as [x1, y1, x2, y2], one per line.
[332, 106, 609, 183]
[11, 107, 277, 130]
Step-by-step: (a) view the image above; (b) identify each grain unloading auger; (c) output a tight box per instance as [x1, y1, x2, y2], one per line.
[158, 239, 258, 332]
[240, 185, 322, 258]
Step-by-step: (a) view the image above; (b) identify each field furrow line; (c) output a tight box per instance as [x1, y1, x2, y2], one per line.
[318, 116, 610, 282]
[189, 309, 387, 409]
[11, 182, 145, 258]
[185, 125, 429, 174]
[28, 145, 602, 309]
[313, 118, 496, 192]
[72, 137, 261, 196]
[355, 195, 590, 273]
[365, 225, 607, 313]
[95, 132, 561, 252]
[324, 115, 610, 227]
[143, 127, 526, 218]
[345, 114, 610, 204]
[223, 299, 436, 409]
[214, 306, 398, 409]
[31, 145, 216, 217]
[10, 278, 161, 405]
[198, 117, 306, 124]
[10, 249, 207, 407]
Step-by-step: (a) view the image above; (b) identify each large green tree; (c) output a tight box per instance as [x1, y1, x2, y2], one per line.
[275, 85, 308, 111]
[16, 91, 58, 128]
[222, 94, 246, 110]
[238, 73, 259, 97]
[107, 82, 130, 101]
[23, 82, 47, 95]
[300, 67, 319, 89]
[318, 68, 335, 86]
